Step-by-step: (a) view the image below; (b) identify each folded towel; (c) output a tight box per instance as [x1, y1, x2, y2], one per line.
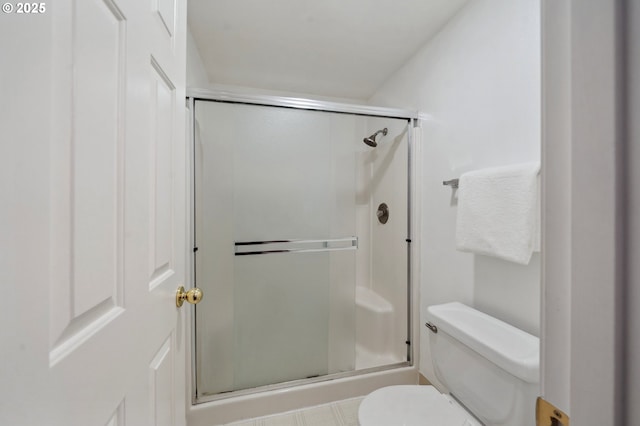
[455, 162, 540, 265]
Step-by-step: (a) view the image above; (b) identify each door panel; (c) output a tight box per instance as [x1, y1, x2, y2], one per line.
[150, 59, 178, 289]
[0, 0, 190, 426]
[49, 0, 127, 361]
[150, 335, 177, 426]
[105, 404, 125, 426]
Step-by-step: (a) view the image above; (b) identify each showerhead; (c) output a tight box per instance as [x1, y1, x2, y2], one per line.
[363, 128, 388, 147]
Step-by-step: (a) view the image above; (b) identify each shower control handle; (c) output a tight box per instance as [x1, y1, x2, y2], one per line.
[376, 203, 389, 224]
[176, 286, 203, 307]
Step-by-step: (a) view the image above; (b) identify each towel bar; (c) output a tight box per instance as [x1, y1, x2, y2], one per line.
[442, 178, 459, 188]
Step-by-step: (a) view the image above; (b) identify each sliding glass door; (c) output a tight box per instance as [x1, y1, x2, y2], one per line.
[194, 101, 363, 396]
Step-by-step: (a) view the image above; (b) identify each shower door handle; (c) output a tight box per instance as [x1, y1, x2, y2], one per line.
[176, 286, 203, 307]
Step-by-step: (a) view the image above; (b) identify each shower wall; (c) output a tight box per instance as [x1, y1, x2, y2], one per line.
[369, 0, 541, 386]
[357, 117, 408, 368]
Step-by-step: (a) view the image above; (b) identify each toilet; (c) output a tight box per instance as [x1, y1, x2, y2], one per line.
[358, 302, 540, 426]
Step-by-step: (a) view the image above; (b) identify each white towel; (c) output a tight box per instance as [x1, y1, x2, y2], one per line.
[455, 162, 540, 265]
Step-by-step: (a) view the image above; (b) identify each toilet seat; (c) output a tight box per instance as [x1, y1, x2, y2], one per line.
[358, 385, 481, 426]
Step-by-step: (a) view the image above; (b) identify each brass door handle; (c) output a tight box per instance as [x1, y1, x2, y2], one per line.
[176, 286, 203, 307]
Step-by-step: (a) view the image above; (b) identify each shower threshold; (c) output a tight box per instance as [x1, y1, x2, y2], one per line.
[195, 361, 411, 404]
[187, 364, 417, 426]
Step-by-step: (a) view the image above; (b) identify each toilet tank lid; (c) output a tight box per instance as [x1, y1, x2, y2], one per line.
[426, 302, 539, 384]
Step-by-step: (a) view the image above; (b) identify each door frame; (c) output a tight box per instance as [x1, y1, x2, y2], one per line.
[541, 0, 631, 424]
[184, 4, 634, 422]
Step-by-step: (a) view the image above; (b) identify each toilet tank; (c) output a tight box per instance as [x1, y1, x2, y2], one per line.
[425, 302, 539, 426]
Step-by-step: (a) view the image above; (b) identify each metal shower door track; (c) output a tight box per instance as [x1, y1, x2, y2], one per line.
[187, 88, 420, 120]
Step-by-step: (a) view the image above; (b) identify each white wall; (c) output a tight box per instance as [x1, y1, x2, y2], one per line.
[187, 28, 210, 88]
[369, 0, 541, 383]
[186, 30, 366, 105]
[186, 31, 366, 105]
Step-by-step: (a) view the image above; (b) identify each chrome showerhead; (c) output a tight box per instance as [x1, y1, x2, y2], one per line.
[363, 136, 378, 147]
[363, 128, 388, 147]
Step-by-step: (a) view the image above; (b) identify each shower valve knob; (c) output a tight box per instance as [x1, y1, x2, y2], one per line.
[176, 286, 203, 307]
[377, 203, 389, 224]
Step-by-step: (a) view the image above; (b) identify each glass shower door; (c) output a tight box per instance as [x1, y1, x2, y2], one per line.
[194, 101, 360, 397]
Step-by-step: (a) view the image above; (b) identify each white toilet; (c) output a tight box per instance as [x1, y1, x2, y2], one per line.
[358, 302, 540, 426]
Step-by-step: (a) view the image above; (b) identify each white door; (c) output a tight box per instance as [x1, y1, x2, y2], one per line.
[1, 0, 188, 425]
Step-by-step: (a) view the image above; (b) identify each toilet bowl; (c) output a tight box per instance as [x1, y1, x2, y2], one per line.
[358, 385, 481, 426]
[358, 302, 540, 426]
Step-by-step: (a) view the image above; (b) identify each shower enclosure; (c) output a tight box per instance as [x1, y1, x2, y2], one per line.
[190, 92, 416, 403]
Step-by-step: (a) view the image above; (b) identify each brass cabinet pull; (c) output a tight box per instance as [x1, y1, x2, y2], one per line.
[176, 286, 203, 307]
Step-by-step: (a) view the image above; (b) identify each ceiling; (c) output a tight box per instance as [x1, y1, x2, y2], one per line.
[187, 0, 469, 100]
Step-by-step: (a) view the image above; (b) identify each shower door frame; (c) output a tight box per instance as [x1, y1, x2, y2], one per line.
[186, 89, 419, 404]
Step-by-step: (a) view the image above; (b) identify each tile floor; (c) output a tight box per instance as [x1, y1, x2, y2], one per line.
[220, 397, 364, 426]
